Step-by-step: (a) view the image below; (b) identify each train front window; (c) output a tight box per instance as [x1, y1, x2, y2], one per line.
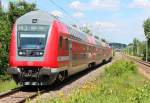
[19, 34, 46, 49]
[17, 25, 50, 50]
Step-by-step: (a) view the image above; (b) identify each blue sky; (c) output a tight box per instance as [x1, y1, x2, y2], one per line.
[2, 0, 150, 44]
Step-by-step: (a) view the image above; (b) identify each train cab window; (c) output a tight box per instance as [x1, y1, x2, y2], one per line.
[65, 38, 69, 49]
[59, 36, 63, 48]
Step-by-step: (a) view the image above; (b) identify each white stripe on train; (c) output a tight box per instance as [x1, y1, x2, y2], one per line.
[57, 56, 69, 61]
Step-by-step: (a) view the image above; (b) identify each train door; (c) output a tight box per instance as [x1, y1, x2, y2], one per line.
[69, 40, 72, 68]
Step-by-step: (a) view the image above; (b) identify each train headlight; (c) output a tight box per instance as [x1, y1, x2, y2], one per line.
[18, 51, 26, 56]
[39, 52, 43, 56]
[35, 51, 43, 56]
[19, 51, 23, 55]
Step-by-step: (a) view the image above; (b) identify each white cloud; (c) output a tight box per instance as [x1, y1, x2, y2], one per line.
[70, 0, 120, 11]
[91, 0, 120, 11]
[51, 10, 63, 18]
[70, 1, 83, 11]
[73, 12, 84, 18]
[94, 21, 118, 30]
[129, 0, 150, 9]
[93, 18, 146, 44]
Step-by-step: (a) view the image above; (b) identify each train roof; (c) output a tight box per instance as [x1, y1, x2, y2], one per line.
[16, 10, 103, 47]
[16, 10, 52, 25]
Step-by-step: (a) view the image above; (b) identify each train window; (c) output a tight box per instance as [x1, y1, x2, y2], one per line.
[65, 38, 69, 49]
[59, 36, 63, 48]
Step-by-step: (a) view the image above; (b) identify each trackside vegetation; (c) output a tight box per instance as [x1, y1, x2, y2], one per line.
[0, 1, 36, 93]
[32, 60, 150, 103]
[0, 1, 36, 80]
[0, 79, 17, 92]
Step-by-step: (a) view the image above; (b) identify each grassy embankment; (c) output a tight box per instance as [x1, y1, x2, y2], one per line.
[0, 79, 17, 93]
[33, 60, 150, 103]
[0, 73, 17, 93]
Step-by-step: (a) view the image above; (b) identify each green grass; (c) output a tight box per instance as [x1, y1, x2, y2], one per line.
[33, 60, 150, 103]
[0, 79, 17, 93]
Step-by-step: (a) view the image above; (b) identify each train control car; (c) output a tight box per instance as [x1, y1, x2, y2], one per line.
[7, 11, 112, 86]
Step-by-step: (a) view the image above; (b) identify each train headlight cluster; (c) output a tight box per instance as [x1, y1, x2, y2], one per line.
[35, 51, 44, 56]
[18, 50, 44, 56]
[18, 51, 26, 56]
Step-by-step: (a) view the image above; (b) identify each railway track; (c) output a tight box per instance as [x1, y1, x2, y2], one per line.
[131, 58, 150, 67]
[0, 86, 49, 103]
[0, 87, 21, 99]
[126, 55, 150, 67]
[125, 54, 150, 78]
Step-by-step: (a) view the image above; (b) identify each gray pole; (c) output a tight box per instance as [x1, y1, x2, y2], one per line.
[137, 41, 139, 56]
[146, 39, 148, 62]
[132, 45, 134, 55]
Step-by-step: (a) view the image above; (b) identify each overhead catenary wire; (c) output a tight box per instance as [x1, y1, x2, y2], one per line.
[47, 0, 80, 24]
[47, 0, 100, 38]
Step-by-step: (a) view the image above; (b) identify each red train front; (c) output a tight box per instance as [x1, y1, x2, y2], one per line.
[8, 11, 112, 86]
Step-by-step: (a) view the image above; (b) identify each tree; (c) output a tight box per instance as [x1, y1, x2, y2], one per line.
[126, 40, 147, 60]
[132, 38, 140, 56]
[0, 1, 36, 71]
[139, 41, 146, 59]
[0, 4, 11, 76]
[127, 43, 134, 55]
[144, 18, 150, 38]
[0, 0, 2, 16]
[8, 1, 36, 26]
[143, 18, 150, 61]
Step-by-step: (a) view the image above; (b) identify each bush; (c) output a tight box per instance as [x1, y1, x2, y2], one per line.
[105, 60, 137, 77]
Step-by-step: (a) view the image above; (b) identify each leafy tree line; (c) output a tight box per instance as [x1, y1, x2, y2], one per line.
[124, 38, 149, 61]
[124, 18, 150, 61]
[124, 39, 148, 60]
[0, 1, 36, 78]
[143, 18, 150, 61]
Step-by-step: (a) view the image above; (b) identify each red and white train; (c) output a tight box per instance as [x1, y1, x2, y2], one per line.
[8, 11, 112, 86]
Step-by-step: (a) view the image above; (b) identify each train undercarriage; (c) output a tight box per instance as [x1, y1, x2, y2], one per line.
[7, 67, 59, 86]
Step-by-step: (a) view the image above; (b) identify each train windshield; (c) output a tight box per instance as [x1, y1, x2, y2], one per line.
[17, 25, 50, 50]
[19, 34, 46, 49]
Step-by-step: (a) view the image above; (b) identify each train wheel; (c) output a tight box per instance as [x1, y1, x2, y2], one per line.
[91, 62, 96, 67]
[88, 64, 91, 69]
[102, 59, 106, 64]
[109, 57, 112, 62]
[56, 72, 65, 83]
